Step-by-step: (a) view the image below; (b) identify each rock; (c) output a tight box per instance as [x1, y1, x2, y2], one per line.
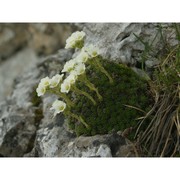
[131, 67, 151, 80]
[79, 23, 178, 66]
[59, 133, 135, 157]
[0, 23, 75, 62]
[115, 144, 138, 157]
[28, 23, 76, 55]
[0, 48, 73, 157]
[0, 24, 28, 62]
[0, 23, 75, 101]
[26, 114, 75, 157]
[0, 26, 15, 46]
[0, 47, 41, 102]
[0, 101, 37, 157]
[145, 58, 160, 68]
[25, 94, 76, 157]
[11, 49, 73, 109]
[81, 23, 144, 65]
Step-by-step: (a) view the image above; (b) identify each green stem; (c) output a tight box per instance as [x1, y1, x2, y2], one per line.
[92, 57, 114, 84]
[48, 88, 74, 107]
[72, 85, 96, 105]
[65, 111, 89, 129]
[59, 92, 74, 107]
[79, 74, 103, 101]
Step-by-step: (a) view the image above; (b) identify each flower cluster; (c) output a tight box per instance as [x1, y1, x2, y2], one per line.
[36, 75, 64, 97]
[36, 31, 113, 128]
[65, 31, 86, 49]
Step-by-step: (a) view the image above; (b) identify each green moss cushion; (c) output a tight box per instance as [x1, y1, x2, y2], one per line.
[67, 58, 151, 136]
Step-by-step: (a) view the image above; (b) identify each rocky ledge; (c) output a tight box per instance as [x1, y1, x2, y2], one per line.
[0, 23, 177, 157]
[0, 48, 137, 157]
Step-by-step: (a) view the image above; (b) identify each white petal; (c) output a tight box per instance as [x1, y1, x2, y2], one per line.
[61, 81, 71, 93]
[50, 74, 64, 88]
[74, 63, 86, 75]
[39, 77, 51, 87]
[36, 85, 46, 96]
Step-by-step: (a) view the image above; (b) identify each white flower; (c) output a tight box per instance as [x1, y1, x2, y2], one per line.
[36, 76, 51, 96]
[60, 81, 71, 93]
[50, 100, 66, 116]
[65, 38, 76, 49]
[72, 31, 86, 41]
[74, 63, 86, 75]
[76, 50, 89, 63]
[65, 31, 86, 49]
[50, 74, 64, 88]
[84, 44, 99, 58]
[39, 77, 51, 87]
[65, 73, 77, 85]
[36, 85, 46, 96]
[62, 59, 76, 73]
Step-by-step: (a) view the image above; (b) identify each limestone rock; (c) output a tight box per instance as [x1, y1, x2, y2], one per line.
[25, 95, 76, 157]
[60, 133, 131, 157]
[0, 47, 41, 102]
[28, 23, 76, 55]
[25, 114, 75, 157]
[0, 23, 75, 62]
[80, 23, 178, 66]
[0, 24, 28, 61]
[0, 49, 73, 157]
[0, 23, 75, 101]
[0, 101, 37, 157]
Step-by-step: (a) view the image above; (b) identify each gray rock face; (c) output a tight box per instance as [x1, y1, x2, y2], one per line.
[0, 23, 75, 62]
[0, 23, 75, 102]
[26, 115, 75, 157]
[61, 133, 126, 157]
[83, 23, 142, 65]
[0, 101, 37, 156]
[82, 23, 178, 66]
[25, 95, 76, 157]
[0, 47, 41, 102]
[0, 49, 74, 157]
[0, 24, 28, 61]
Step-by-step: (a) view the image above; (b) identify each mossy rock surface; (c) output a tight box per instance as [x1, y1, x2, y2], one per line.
[67, 58, 152, 136]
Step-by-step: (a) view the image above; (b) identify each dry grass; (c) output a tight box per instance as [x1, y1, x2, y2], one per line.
[136, 38, 180, 157]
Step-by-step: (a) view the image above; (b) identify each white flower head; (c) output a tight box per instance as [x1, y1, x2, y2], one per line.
[39, 77, 51, 87]
[60, 81, 71, 93]
[65, 38, 76, 49]
[76, 50, 89, 63]
[36, 85, 46, 97]
[65, 73, 77, 85]
[50, 74, 64, 88]
[36, 76, 51, 96]
[72, 31, 86, 41]
[84, 44, 99, 58]
[65, 31, 86, 49]
[62, 59, 76, 73]
[50, 100, 66, 117]
[74, 63, 86, 76]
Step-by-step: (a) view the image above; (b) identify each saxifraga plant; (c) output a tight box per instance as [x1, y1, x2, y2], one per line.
[36, 30, 152, 141]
